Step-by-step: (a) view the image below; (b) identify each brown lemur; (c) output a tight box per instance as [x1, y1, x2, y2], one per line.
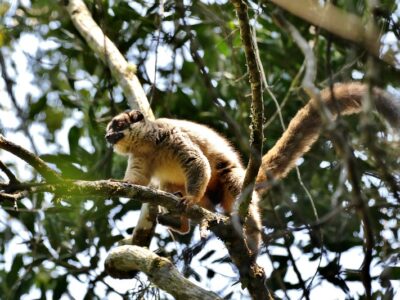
[105, 109, 262, 254]
[106, 82, 399, 254]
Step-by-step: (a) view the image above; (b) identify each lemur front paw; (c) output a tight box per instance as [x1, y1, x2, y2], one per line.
[173, 191, 183, 197]
[177, 195, 198, 208]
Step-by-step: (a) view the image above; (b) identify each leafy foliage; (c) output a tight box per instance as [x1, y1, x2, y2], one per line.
[0, 0, 399, 299]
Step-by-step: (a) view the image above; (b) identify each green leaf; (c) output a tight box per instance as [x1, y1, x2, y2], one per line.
[44, 216, 62, 250]
[59, 94, 81, 109]
[6, 254, 23, 287]
[29, 96, 47, 119]
[41, 154, 86, 179]
[380, 267, 400, 281]
[44, 107, 64, 134]
[53, 275, 68, 300]
[68, 125, 81, 155]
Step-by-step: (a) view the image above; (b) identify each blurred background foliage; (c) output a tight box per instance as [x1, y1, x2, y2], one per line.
[0, 0, 399, 299]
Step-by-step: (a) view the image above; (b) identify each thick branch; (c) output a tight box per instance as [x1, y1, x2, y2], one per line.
[64, 0, 157, 247]
[64, 0, 153, 118]
[268, 0, 397, 66]
[105, 245, 221, 300]
[212, 225, 273, 300]
[129, 203, 158, 246]
[8, 180, 219, 222]
[3, 177, 271, 298]
[231, 0, 264, 218]
[0, 134, 62, 182]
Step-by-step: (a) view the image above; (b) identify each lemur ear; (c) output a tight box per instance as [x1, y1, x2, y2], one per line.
[127, 110, 144, 123]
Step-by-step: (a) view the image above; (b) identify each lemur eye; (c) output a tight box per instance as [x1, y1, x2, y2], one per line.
[112, 120, 128, 131]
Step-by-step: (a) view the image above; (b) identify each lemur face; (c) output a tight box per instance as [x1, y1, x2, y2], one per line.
[105, 110, 144, 152]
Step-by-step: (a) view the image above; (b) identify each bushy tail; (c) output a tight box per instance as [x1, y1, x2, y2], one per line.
[256, 82, 400, 193]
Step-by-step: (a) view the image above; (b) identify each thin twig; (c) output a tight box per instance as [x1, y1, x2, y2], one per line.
[0, 190, 26, 210]
[174, 0, 249, 152]
[272, 13, 322, 227]
[254, 26, 323, 294]
[0, 160, 20, 184]
[272, 14, 323, 103]
[263, 63, 304, 130]
[355, 4, 381, 296]
[332, 131, 374, 299]
[267, 197, 310, 300]
[0, 134, 62, 182]
[271, 14, 328, 296]
[0, 50, 39, 154]
[149, 0, 164, 105]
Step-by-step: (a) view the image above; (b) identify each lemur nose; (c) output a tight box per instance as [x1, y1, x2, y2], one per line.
[105, 132, 124, 144]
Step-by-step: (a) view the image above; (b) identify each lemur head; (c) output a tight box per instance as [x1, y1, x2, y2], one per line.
[105, 110, 144, 154]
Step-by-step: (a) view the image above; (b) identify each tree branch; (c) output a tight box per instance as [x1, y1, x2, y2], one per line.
[0, 134, 62, 182]
[267, 0, 397, 66]
[0, 160, 19, 184]
[329, 129, 374, 299]
[272, 13, 333, 122]
[230, 0, 264, 219]
[2, 177, 272, 298]
[0, 132, 272, 298]
[0, 49, 39, 155]
[64, 0, 153, 118]
[272, 14, 324, 293]
[105, 245, 222, 300]
[174, 0, 249, 152]
[0, 191, 26, 202]
[64, 0, 157, 248]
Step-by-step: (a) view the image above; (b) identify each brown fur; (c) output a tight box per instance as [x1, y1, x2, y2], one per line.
[106, 82, 399, 255]
[256, 82, 400, 191]
[106, 111, 261, 254]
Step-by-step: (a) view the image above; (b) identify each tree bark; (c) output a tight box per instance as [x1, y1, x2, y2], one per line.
[268, 0, 395, 66]
[105, 245, 222, 300]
